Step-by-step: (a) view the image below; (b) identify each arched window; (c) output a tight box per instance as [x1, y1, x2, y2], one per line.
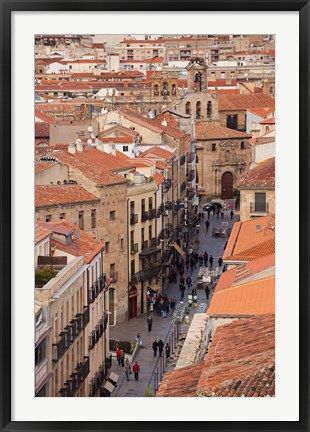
[185, 102, 191, 115]
[225, 150, 230, 162]
[161, 82, 168, 95]
[171, 84, 176, 95]
[196, 101, 201, 120]
[226, 115, 232, 128]
[265, 126, 270, 133]
[207, 101, 212, 119]
[154, 84, 159, 96]
[194, 72, 202, 91]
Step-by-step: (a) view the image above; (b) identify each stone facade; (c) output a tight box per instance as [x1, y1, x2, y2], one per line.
[239, 189, 275, 222]
[196, 137, 252, 199]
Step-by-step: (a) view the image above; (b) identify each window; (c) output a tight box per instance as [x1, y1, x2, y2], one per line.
[121, 238, 124, 251]
[78, 211, 84, 230]
[196, 101, 201, 119]
[148, 197, 153, 210]
[185, 102, 191, 115]
[207, 101, 212, 119]
[59, 213, 65, 219]
[149, 225, 152, 240]
[122, 146, 129, 152]
[105, 242, 110, 254]
[265, 126, 270, 133]
[255, 193, 266, 212]
[45, 214, 52, 222]
[91, 209, 96, 228]
[110, 211, 115, 221]
[225, 150, 230, 162]
[211, 143, 216, 152]
[240, 141, 245, 150]
[35, 339, 46, 367]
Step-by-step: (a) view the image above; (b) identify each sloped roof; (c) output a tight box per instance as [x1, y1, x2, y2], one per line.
[44, 220, 104, 264]
[195, 122, 251, 140]
[35, 185, 100, 208]
[216, 254, 275, 292]
[260, 116, 275, 124]
[237, 157, 275, 189]
[141, 146, 175, 160]
[35, 122, 50, 138]
[35, 161, 58, 173]
[197, 314, 275, 396]
[207, 275, 275, 315]
[223, 216, 275, 261]
[218, 94, 275, 111]
[35, 223, 52, 245]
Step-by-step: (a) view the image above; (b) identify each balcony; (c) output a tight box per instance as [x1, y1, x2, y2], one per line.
[156, 203, 164, 217]
[162, 178, 172, 193]
[130, 213, 138, 225]
[187, 152, 196, 164]
[110, 271, 118, 283]
[186, 169, 195, 182]
[180, 181, 187, 193]
[59, 357, 90, 397]
[140, 265, 161, 280]
[148, 209, 157, 220]
[141, 240, 149, 251]
[141, 211, 149, 222]
[52, 332, 68, 361]
[180, 155, 186, 166]
[131, 272, 141, 284]
[150, 238, 157, 248]
[130, 243, 138, 254]
[89, 363, 106, 397]
[250, 202, 269, 215]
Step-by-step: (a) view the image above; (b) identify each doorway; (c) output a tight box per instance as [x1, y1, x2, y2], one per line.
[221, 171, 233, 199]
[109, 288, 115, 325]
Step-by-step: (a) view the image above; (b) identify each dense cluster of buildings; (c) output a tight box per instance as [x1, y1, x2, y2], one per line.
[34, 34, 275, 397]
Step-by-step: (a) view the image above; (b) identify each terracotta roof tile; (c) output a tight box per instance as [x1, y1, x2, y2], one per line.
[218, 94, 275, 111]
[35, 122, 50, 138]
[44, 220, 104, 264]
[153, 172, 164, 186]
[35, 161, 58, 173]
[198, 314, 275, 396]
[237, 157, 275, 189]
[260, 116, 275, 124]
[216, 254, 275, 292]
[155, 112, 180, 129]
[141, 146, 175, 160]
[195, 122, 251, 140]
[35, 223, 52, 245]
[223, 216, 275, 260]
[156, 362, 204, 397]
[35, 185, 100, 207]
[207, 275, 275, 315]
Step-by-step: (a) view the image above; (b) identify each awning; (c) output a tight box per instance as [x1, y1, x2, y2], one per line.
[148, 283, 161, 292]
[172, 242, 185, 257]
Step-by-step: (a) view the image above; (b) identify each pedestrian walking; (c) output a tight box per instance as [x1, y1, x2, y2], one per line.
[158, 339, 164, 357]
[207, 209, 211, 219]
[230, 210, 234, 220]
[152, 339, 158, 357]
[147, 315, 153, 332]
[186, 275, 192, 290]
[133, 361, 140, 382]
[221, 209, 224, 219]
[180, 275, 185, 285]
[204, 251, 208, 266]
[120, 350, 125, 367]
[165, 343, 171, 361]
[180, 283, 186, 300]
[218, 257, 223, 267]
[124, 358, 131, 381]
[116, 347, 121, 366]
[205, 285, 210, 300]
[209, 255, 214, 269]
[170, 296, 176, 310]
[216, 208, 220, 219]
[205, 220, 210, 233]
[196, 223, 200, 234]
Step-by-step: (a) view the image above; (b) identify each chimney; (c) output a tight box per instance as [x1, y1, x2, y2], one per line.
[68, 142, 76, 155]
[161, 118, 167, 127]
[76, 140, 83, 153]
[256, 224, 261, 233]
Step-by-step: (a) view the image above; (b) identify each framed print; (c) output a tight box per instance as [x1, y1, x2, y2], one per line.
[1, 1, 309, 431]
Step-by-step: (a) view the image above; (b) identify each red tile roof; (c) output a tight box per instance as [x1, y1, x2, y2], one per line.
[247, 107, 275, 118]
[195, 122, 251, 140]
[218, 94, 275, 111]
[260, 116, 275, 124]
[155, 112, 180, 129]
[54, 149, 130, 186]
[207, 275, 275, 315]
[35, 111, 55, 124]
[44, 220, 104, 264]
[216, 254, 275, 292]
[35, 223, 52, 245]
[140, 146, 175, 160]
[35, 185, 100, 207]
[197, 314, 275, 396]
[156, 362, 204, 397]
[35, 122, 50, 138]
[223, 216, 275, 261]
[120, 57, 164, 64]
[237, 157, 275, 189]
[35, 161, 58, 173]
[153, 172, 164, 186]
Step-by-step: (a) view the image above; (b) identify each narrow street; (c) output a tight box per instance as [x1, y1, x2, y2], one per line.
[109, 207, 238, 397]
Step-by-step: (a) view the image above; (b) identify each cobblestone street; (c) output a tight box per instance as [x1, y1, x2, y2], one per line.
[109, 207, 238, 397]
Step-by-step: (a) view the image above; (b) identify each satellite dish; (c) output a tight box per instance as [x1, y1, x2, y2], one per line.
[90, 132, 95, 139]
[88, 126, 93, 133]
[87, 138, 93, 145]
[101, 108, 108, 114]
[135, 150, 140, 157]
[75, 138, 82, 145]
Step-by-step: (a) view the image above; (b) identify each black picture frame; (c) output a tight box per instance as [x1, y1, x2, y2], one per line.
[1, 1, 309, 431]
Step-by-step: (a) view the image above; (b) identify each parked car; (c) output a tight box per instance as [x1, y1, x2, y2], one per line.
[203, 202, 223, 212]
